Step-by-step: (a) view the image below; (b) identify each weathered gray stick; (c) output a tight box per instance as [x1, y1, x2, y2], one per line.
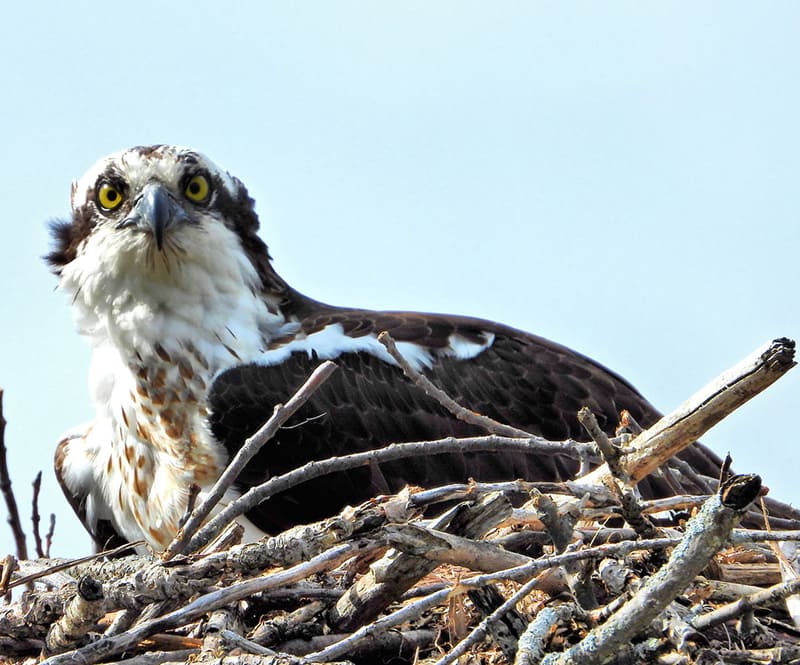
[515, 605, 576, 665]
[382, 522, 532, 572]
[691, 575, 800, 630]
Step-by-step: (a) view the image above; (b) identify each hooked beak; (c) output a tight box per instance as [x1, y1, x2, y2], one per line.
[117, 183, 190, 250]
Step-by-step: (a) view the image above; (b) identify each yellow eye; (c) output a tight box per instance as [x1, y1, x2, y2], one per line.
[97, 182, 124, 210]
[184, 174, 210, 203]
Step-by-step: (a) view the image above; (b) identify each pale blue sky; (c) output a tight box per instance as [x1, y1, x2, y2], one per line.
[1, 3, 798, 557]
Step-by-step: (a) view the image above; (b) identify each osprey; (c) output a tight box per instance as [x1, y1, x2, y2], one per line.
[47, 145, 733, 551]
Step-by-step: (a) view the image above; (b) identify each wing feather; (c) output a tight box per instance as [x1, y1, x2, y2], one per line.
[54, 435, 127, 551]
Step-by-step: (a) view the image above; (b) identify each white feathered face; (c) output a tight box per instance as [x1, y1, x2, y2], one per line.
[47, 145, 253, 268]
[46, 145, 290, 303]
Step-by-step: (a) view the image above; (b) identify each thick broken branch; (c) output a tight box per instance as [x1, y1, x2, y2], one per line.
[382, 522, 531, 571]
[582, 338, 795, 487]
[328, 492, 513, 631]
[44, 576, 106, 655]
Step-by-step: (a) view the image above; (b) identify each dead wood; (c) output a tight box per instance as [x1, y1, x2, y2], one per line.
[581, 337, 796, 487]
[0, 390, 28, 562]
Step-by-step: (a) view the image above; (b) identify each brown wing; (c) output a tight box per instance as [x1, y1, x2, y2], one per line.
[54, 435, 128, 552]
[208, 310, 725, 534]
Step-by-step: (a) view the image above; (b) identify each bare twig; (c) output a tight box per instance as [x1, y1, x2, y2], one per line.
[186, 434, 590, 554]
[712, 646, 800, 663]
[111, 654, 351, 665]
[5, 540, 142, 591]
[579, 408, 657, 538]
[278, 630, 435, 661]
[0, 389, 28, 561]
[96, 650, 199, 665]
[45, 513, 56, 558]
[639, 494, 709, 514]
[407, 477, 603, 509]
[731, 530, 800, 544]
[220, 629, 277, 655]
[378, 331, 536, 438]
[578, 407, 624, 483]
[177, 484, 201, 530]
[164, 360, 338, 559]
[31, 471, 45, 558]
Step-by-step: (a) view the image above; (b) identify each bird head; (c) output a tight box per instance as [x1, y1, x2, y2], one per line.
[46, 146, 291, 313]
[48, 145, 260, 267]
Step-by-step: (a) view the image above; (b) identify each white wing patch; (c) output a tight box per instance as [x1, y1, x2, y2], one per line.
[258, 324, 495, 370]
[444, 333, 496, 360]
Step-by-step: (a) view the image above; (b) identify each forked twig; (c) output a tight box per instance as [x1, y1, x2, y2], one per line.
[5, 540, 142, 591]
